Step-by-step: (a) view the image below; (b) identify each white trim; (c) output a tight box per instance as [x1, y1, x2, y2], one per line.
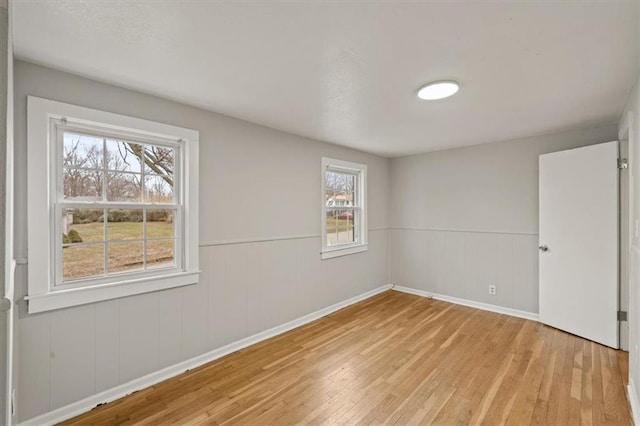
[393, 285, 539, 322]
[4, 3, 14, 423]
[619, 111, 633, 143]
[321, 244, 368, 260]
[26, 271, 200, 314]
[628, 379, 640, 426]
[27, 96, 200, 313]
[17, 284, 392, 426]
[618, 116, 633, 352]
[390, 227, 538, 236]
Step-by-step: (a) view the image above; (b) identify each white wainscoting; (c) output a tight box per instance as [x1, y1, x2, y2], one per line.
[16, 230, 390, 423]
[390, 228, 539, 315]
[18, 284, 393, 426]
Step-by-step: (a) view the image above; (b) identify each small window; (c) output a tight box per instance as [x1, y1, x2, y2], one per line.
[321, 158, 367, 259]
[27, 97, 200, 313]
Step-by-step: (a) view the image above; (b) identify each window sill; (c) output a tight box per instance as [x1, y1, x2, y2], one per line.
[321, 244, 368, 260]
[26, 270, 200, 314]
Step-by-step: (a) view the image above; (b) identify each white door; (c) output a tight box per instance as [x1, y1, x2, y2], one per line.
[539, 141, 619, 348]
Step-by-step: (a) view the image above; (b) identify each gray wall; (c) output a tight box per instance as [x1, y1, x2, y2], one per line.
[13, 61, 391, 422]
[389, 125, 619, 313]
[12, 59, 629, 423]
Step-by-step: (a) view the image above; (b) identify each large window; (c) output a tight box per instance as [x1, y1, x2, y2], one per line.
[27, 97, 200, 313]
[321, 158, 367, 259]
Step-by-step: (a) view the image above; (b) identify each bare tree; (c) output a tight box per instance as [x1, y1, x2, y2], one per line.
[122, 143, 173, 186]
[63, 136, 173, 202]
[63, 140, 102, 199]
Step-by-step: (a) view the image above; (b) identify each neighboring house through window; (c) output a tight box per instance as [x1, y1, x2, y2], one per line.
[321, 157, 367, 259]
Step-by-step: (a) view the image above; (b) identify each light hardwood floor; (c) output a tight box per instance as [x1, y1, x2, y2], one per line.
[62, 290, 631, 425]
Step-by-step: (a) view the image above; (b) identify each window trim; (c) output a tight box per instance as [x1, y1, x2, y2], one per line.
[26, 96, 200, 313]
[321, 157, 368, 260]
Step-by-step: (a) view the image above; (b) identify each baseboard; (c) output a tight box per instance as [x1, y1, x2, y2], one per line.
[628, 379, 640, 426]
[393, 285, 539, 322]
[18, 284, 393, 426]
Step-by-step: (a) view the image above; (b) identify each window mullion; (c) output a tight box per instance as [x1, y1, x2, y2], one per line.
[103, 207, 108, 277]
[141, 144, 147, 271]
[102, 138, 108, 277]
[102, 138, 107, 202]
[54, 124, 64, 287]
[143, 208, 147, 270]
[58, 201, 179, 209]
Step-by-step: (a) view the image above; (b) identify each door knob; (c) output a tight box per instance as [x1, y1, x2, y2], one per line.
[538, 245, 549, 252]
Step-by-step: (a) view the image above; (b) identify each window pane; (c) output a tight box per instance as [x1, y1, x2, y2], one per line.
[107, 172, 142, 202]
[62, 244, 104, 281]
[143, 145, 174, 177]
[347, 210, 357, 243]
[106, 139, 143, 173]
[146, 209, 176, 238]
[107, 209, 143, 241]
[63, 167, 103, 200]
[326, 171, 355, 192]
[63, 132, 103, 169]
[63, 208, 104, 244]
[145, 175, 174, 203]
[326, 209, 339, 246]
[334, 190, 354, 207]
[326, 209, 356, 246]
[325, 171, 337, 189]
[108, 241, 143, 273]
[325, 189, 335, 207]
[146, 239, 175, 269]
[326, 171, 357, 208]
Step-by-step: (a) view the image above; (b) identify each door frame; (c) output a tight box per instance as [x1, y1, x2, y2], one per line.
[619, 112, 634, 351]
[3, 1, 14, 422]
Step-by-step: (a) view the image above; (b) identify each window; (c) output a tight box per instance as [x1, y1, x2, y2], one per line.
[321, 157, 367, 259]
[27, 97, 199, 313]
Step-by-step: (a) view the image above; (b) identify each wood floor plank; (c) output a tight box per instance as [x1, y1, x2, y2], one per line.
[61, 291, 632, 425]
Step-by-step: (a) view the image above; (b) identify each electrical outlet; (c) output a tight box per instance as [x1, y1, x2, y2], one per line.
[489, 285, 496, 296]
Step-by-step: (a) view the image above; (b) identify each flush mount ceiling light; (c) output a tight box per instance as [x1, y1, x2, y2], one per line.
[417, 80, 460, 100]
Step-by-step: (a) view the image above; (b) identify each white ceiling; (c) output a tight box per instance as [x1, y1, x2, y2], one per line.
[13, 1, 639, 157]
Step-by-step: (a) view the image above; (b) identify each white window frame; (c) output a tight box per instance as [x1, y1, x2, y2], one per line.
[26, 96, 200, 313]
[321, 157, 367, 260]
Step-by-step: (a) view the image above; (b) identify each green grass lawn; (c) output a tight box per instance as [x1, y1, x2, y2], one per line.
[63, 221, 175, 281]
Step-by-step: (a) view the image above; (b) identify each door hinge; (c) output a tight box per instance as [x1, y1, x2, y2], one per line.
[618, 310, 628, 321]
[618, 158, 628, 169]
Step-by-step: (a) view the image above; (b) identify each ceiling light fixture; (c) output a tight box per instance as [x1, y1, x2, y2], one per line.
[417, 80, 460, 100]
